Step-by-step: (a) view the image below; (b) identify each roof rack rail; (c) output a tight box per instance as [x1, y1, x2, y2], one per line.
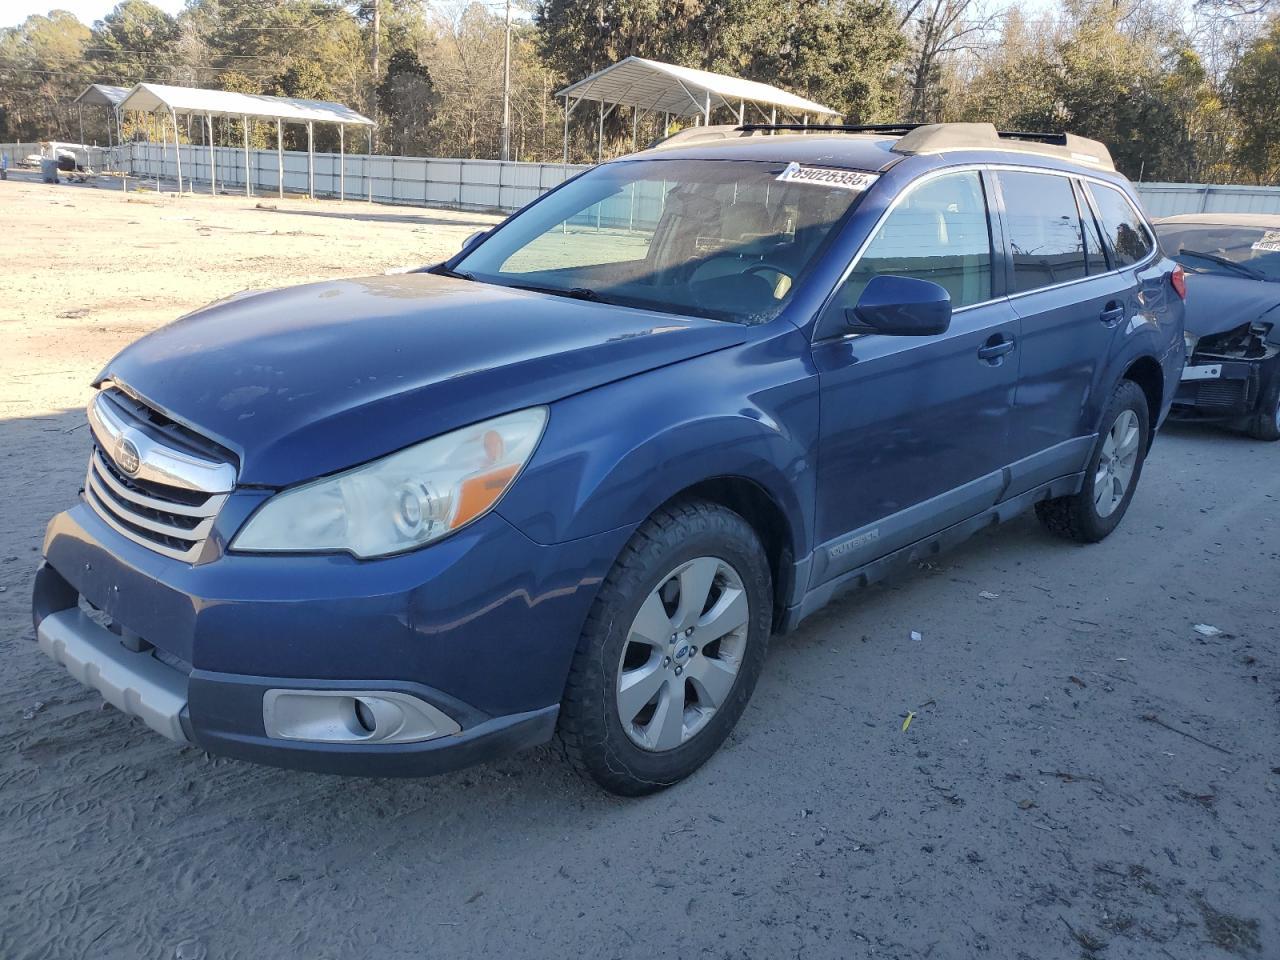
[996, 130, 1069, 145]
[653, 121, 1116, 171]
[733, 121, 1114, 169]
[891, 122, 1115, 171]
[649, 124, 754, 149]
[651, 122, 918, 150]
[737, 122, 925, 135]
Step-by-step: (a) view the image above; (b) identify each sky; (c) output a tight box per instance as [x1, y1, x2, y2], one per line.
[3, 0, 1072, 33]
[5, 0, 1068, 31]
[3, 1, 186, 29]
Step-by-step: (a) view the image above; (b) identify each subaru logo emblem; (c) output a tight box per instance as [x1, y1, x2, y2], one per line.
[115, 437, 141, 476]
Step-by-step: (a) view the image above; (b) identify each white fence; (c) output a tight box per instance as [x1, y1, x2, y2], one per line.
[1, 141, 40, 161]
[1135, 182, 1280, 217]
[122, 141, 586, 212]
[6, 140, 1280, 218]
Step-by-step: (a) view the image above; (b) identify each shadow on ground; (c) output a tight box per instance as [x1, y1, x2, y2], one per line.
[258, 205, 498, 229]
[0, 406, 1274, 960]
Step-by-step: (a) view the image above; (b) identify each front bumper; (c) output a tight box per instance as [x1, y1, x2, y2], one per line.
[38, 606, 192, 742]
[1170, 357, 1267, 422]
[33, 500, 629, 776]
[33, 603, 560, 776]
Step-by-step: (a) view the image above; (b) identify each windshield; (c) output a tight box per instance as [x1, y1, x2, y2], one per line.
[451, 158, 872, 324]
[1156, 223, 1280, 281]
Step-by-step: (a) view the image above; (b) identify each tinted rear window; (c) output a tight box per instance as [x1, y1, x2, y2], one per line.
[1091, 183, 1154, 267]
[1000, 171, 1088, 293]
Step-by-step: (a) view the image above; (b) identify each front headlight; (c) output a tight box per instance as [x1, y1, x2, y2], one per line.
[231, 407, 546, 558]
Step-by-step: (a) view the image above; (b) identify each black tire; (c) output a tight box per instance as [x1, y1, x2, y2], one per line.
[1036, 379, 1151, 543]
[1247, 375, 1280, 441]
[558, 499, 773, 796]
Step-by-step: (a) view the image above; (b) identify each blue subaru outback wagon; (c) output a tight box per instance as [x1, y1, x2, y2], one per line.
[33, 122, 1185, 795]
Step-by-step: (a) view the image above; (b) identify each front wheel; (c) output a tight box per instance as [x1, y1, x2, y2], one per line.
[1036, 379, 1150, 543]
[1247, 375, 1280, 441]
[558, 500, 773, 796]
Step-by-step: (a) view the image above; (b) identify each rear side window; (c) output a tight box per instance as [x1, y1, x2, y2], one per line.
[831, 170, 993, 314]
[1090, 183, 1155, 267]
[999, 171, 1087, 292]
[1075, 180, 1108, 273]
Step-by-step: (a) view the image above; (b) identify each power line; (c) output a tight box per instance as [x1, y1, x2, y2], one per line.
[77, 47, 301, 60]
[0, 62, 299, 79]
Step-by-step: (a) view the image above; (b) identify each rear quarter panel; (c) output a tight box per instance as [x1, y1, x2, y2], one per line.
[1104, 256, 1186, 430]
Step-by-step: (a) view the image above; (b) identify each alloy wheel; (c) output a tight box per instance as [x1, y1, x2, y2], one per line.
[1094, 408, 1141, 518]
[615, 556, 750, 752]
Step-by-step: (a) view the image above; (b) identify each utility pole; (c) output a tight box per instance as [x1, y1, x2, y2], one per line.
[371, 0, 381, 152]
[499, 0, 512, 161]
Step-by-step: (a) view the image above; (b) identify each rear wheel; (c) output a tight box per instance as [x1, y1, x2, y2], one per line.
[558, 500, 772, 796]
[1036, 379, 1150, 543]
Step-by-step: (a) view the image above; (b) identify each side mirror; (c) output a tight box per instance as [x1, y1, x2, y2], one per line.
[846, 275, 952, 336]
[460, 230, 487, 253]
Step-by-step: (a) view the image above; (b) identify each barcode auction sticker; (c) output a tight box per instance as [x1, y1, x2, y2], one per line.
[1251, 229, 1280, 253]
[775, 162, 878, 192]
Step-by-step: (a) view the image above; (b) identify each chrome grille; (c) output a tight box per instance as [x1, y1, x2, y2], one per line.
[83, 390, 234, 563]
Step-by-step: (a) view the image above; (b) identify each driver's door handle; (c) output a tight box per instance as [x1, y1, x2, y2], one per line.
[977, 335, 1016, 362]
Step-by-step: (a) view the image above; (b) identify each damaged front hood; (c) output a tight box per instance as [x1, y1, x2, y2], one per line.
[98, 273, 748, 486]
[1184, 273, 1280, 339]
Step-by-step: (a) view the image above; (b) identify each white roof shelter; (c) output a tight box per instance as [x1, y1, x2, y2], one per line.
[75, 84, 130, 108]
[73, 84, 130, 147]
[118, 83, 374, 128]
[116, 82, 374, 200]
[555, 57, 840, 161]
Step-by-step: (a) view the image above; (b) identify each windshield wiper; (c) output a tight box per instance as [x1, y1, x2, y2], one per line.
[435, 266, 476, 281]
[439, 270, 604, 302]
[504, 282, 603, 302]
[1178, 250, 1264, 281]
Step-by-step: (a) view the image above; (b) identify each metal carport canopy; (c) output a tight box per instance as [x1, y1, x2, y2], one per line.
[74, 84, 130, 108]
[74, 84, 130, 147]
[116, 82, 373, 201]
[116, 83, 373, 126]
[555, 57, 840, 119]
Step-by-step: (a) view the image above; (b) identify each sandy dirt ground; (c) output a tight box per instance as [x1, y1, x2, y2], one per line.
[0, 168, 1276, 960]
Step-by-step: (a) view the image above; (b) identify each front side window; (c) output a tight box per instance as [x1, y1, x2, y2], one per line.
[453, 158, 870, 325]
[1000, 171, 1088, 292]
[1090, 183, 1155, 267]
[828, 169, 993, 317]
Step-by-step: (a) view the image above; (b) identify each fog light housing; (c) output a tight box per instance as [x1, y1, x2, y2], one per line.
[262, 689, 462, 744]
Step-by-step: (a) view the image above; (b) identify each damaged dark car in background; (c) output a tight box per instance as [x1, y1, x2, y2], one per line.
[1155, 213, 1280, 440]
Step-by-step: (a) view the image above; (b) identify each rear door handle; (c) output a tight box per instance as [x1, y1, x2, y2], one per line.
[978, 336, 1016, 362]
[1100, 302, 1125, 326]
